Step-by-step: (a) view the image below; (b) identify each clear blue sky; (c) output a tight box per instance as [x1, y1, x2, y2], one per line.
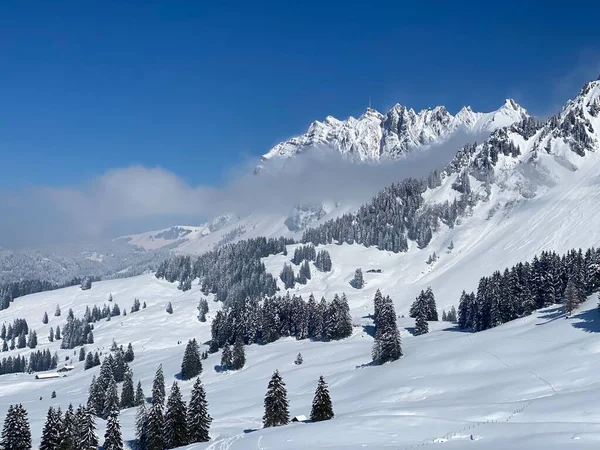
[1, 1, 599, 187]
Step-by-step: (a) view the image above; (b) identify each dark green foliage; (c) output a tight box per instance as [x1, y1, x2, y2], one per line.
[280, 264, 295, 289]
[231, 335, 245, 370]
[409, 287, 438, 321]
[151, 365, 165, 406]
[42, 311, 48, 324]
[120, 367, 135, 409]
[181, 338, 202, 380]
[58, 403, 76, 450]
[1, 404, 31, 450]
[164, 382, 188, 449]
[39, 407, 61, 450]
[310, 376, 334, 422]
[315, 250, 332, 272]
[291, 244, 316, 265]
[125, 343, 135, 362]
[156, 237, 290, 305]
[187, 377, 211, 443]
[372, 291, 403, 364]
[351, 268, 364, 289]
[135, 381, 146, 407]
[220, 344, 232, 371]
[458, 247, 598, 331]
[103, 406, 123, 450]
[135, 403, 148, 450]
[79, 405, 99, 450]
[263, 370, 289, 427]
[197, 298, 209, 322]
[414, 313, 429, 336]
[146, 403, 164, 450]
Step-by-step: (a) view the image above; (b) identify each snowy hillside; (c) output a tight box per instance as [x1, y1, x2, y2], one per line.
[259, 99, 528, 168]
[2, 270, 600, 449]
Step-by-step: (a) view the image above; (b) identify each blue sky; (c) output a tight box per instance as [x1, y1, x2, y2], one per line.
[1, 1, 599, 190]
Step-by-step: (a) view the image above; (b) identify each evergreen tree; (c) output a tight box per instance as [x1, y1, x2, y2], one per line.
[181, 338, 202, 380]
[424, 287, 438, 321]
[103, 373, 120, 419]
[48, 327, 54, 342]
[125, 343, 135, 362]
[120, 367, 135, 409]
[0, 324, 5, 340]
[0, 404, 31, 450]
[17, 331, 26, 349]
[84, 353, 93, 371]
[151, 365, 165, 406]
[310, 376, 334, 422]
[93, 352, 100, 366]
[39, 407, 61, 450]
[135, 402, 148, 450]
[263, 370, 289, 427]
[294, 352, 303, 365]
[414, 312, 429, 335]
[58, 403, 76, 450]
[79, 406, 99, 450]
[55, 325, 61, 340]
[231, 335, 246, 370]
[146, 402, 164, 450]
[564, 278, 581, 316]
[103, 406, 123, 450]
[79, 347, 86, 362]
[55, 305, 61, 317]
[187, 377, 211, 443]
[42, 311, 48, 324]
[351, 268, 364, 289]
[164, 382, 188, 449]
[165, 302, 173, 314]
[197, 298, 209, 322]
[220, 343, 232, 371]
[280, 264, 296, 289]
[372, 294, 403, 364]
[135, 381, 146, 406]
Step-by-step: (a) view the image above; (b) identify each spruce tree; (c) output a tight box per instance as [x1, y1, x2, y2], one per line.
[164, 382, 188, 449]
[351, 268, 364, 289]
[263, 370, 289, 427]
[151, 364, 165, 406]
[120, 367, 135, 409]
[79, 406, 99, 450]
[181, 338, 202, 380]
[294, 353, 303, 365]
[0, 404, 31, 450]
[414, 312, 429, 336]
[220, 343, 232, 371]
[59, 404, 76, 450]
[310, 376, 334, 422]
[48, 327, 54, 342]
[55, 325, 61, 340]
[42, 311, 49, 324]
[372, 294, 403, 364]
[135, 402, 148, 450]
[146, 402, 164, 450]
[165, 302, 173, 314]
[55, 305, 61, 317]
[135, 381, 146, 406]
[39, 407, 61, 450]
[84, 352, 94, 370]
[103, 406, 123, 450]
[564, 278, 580, 316]
[232, 335, 246, 370]
[125, 343, 135, 362]
[187, 377, 211, 443]
[103, 373, 120, 419]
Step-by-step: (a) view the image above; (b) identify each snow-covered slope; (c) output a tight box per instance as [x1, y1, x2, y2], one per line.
[260, 99, 528, 167]
[2, 273, 600, 449]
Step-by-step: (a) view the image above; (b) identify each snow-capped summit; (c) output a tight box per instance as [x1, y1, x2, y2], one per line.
[259, 100, 529, 169]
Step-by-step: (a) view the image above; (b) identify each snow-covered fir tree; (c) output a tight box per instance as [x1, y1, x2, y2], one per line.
[103, 406, 123, 450]
[146, 402, 164, 450]
[280, 264, 295, 289]
[79, 406, 98, 450]
[197, 298, 209, 322]
[120, 367, 135, 409]
[164, 382, 188, 449]
[220, 343, 233, 371]
[294, 352, 303, 365]
[231, 335, 245, 370]
[181, 338, 202, 380]
[0, 404, 31, 450]
[54, 305, 61, 317]
[351, 268, 364, 289]
[165, 301, 173, 314]
[315, 250, 332, 272]
[135, 381, 146, 407]
[372, 291, 403, 364]
[151, 365, 165, 406]
[42, 311, 48, 324]
[414, 312, 429, 336]
[39, 407, 61, 450]
[135, 402, 149, 450]
[310, 376, 334, 422]
[263, 370, 289, 427]
[187, 377, 211, 443]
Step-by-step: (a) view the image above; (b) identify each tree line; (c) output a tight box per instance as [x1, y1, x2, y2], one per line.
[458, 247, 599, 332]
